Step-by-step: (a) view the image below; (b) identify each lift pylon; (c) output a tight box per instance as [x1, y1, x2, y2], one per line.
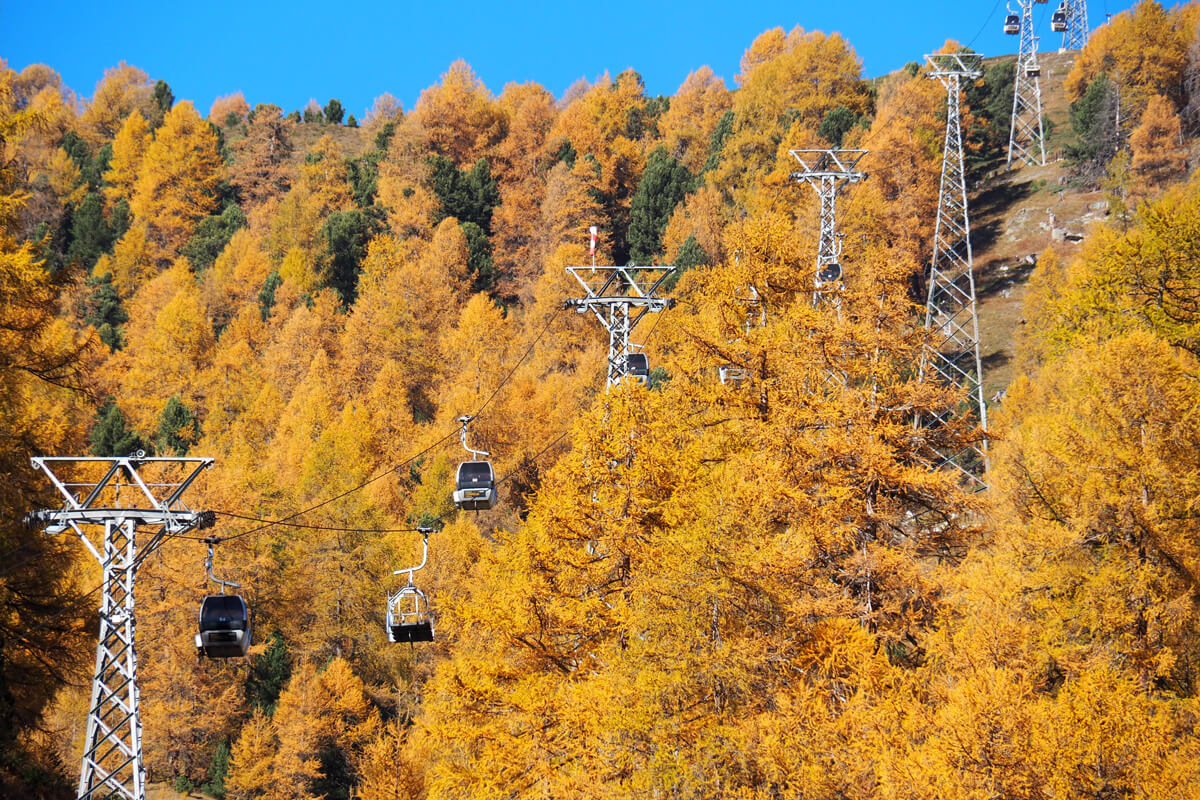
[565, 264, 676, 389]
[25, 455, 214, 800]
[788, 149, 867, 308]
[920, 53, 989, 491]
[1065, 0, 1089, 50]
[1008, 0, 1047, 166]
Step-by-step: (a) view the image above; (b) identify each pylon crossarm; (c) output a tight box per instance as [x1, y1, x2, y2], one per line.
[924, 53, 983, 82]
[565, 265, 677, 298]
[788, 148, 868, 178]
[31, 456, 213, 512]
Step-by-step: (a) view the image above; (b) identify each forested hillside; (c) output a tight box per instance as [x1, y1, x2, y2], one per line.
[4, 2, 1200, 798]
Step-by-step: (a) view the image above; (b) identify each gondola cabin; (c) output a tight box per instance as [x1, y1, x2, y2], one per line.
[626, 353, 650, 385]
[196, 594, 251, 658]
[817, 261, 843, 285]
[1052, 7, 1067, 31]
[453, 460, 496, 510]
[1026, 64, 1041, 78]
[387, 585, 434, 643]
[1004, 13, 1020, 33]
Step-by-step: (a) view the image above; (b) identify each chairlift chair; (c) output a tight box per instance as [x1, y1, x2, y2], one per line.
[452, 416, 496, 511]
[196, 539, 252, 658]
[1004, 13, 1020, 33]
[1051, 5, 1068, 31]
[387, 529, 434, 643]
[625, 352, 650, 386]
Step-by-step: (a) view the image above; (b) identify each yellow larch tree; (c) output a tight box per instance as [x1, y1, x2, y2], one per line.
[657, 66, 732, 174]
[488, 81, 558, 297]
[412, 59, 506, 165]
[129, 100, 224, 266]
[114, 261, 215, 433]
[0, 69, 94, 786]
[707, 26, 872, 209]
[842, 63, 942, 272]
[230, 103, 295, 208]
[1065, 0, 1191, 118]
[208, 91, 250, 125]
[1130, 93, 1187, 202]
[77, 61, 155, 148]
[337, 234, 431, 407]
[103, 109, 152, 209]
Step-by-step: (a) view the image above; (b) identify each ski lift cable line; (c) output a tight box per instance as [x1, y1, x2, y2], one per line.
[466, 302, 564, 420]
[191, 304, 565, 543]
[213, 426, 461, 543]
[967, 0, 1009, 47]
[205, 513, 429, 534]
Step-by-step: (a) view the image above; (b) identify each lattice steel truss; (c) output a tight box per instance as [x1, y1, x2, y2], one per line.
[1065, 0, 1089, 50]
[565, 265, 676, 389]
[921, 54, 989, 491]
[1009, 0, 1047, 166]
[788, 149, 867, 308]
[25, 456, 214, 800]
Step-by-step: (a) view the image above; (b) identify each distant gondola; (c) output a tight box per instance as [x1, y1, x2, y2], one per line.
[1052, 5, 1068, 31]
[626, 352, 650, 386]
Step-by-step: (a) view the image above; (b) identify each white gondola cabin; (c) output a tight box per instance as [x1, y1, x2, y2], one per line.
[1052, 6, 1068, 31]
[1004, 13, 1020, 33]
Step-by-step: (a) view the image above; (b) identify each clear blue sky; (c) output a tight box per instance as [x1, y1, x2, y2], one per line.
[2, 0, 1139, 119]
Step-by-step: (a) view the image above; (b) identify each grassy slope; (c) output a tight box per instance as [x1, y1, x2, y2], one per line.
[970, 49, 1105, 404]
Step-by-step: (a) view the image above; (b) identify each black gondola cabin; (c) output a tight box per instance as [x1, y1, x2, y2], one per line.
[454, 460, 496, 510]
[196, 594, 251, 658]
[626, 352, 650, 385]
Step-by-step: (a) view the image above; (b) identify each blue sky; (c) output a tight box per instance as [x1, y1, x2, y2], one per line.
[3, 0, 1139, 119]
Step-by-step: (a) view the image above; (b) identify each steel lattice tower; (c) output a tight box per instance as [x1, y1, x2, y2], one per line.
[1008, 0, 1047, 166]
[1066, 0, 1089, 50]
[26, 456, 214, 800]
[921, 53, 988, 490]
[565, 265, 676, 389]
[788, 149, 867, 308]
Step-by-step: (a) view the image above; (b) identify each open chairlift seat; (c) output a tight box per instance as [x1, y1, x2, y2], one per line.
[387, 585, 434, 643]
[196, 594, 251, 658]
